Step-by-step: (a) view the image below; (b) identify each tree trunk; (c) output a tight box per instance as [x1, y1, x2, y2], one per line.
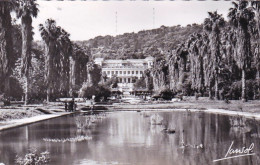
[21, 16, 33, 105]
[242, 69, 246, 102]
[0, 3, 13, 97]
[209, 87, 213, 100]
[4, 78, 10, 97]
[45, 41, 55, 103]
[47, 88, 50, 103]
[215, 74, 219, 100]
[24, 77, 29, 105]
[256, 70, 260, 99]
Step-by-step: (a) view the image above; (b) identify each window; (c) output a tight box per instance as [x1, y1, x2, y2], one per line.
[120, 71, 122, 74]
[128, 78, 130, 83]
[140, 71, 143, 74]
[128, 71, 130, 74]
[116, 71, 118, 74]
[136, 71, 138, 74]
[124, 71, 126, 75]
[108, 71, 110, 74]
[132, 71, 134, 74]
[112, 71, 114, 75]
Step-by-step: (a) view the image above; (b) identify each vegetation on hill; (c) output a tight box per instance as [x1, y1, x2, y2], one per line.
[75, 24, 203, 60]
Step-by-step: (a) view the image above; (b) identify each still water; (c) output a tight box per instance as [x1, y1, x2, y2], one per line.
[0, 110, 260, 165]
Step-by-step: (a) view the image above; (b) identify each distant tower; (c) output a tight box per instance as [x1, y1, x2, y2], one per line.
[153, 8, 155, 29]
[115, 11, 118, 34]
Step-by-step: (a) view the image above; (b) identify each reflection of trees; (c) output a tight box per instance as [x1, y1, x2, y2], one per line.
[170, 112, 260, 165]
[1, 112, 260, 164]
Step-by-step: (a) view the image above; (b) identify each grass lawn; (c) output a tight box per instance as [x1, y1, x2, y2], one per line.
[0, 109, 44, 122]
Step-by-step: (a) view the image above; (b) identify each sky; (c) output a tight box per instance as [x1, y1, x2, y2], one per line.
[30, 1, 233, 41]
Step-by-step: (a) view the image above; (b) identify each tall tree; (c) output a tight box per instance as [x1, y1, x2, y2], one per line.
[168, 42, 188, 92]
[151, 58, 168, 92]
[57, 28, 72, 97]
[203, 11, 225, 100]
[70, 44, 89, 96]
[39, 19, 59, 102]
[40, 19, 74, 101]
[228, 1, 255, 102]
[15, 0, 38, 104]
[251, 2, 260, 93]
[0, 1, 14, 97]
[252, 2, 260, 38]
[87, 61, 101, 86]
[187, 33, 205, 95]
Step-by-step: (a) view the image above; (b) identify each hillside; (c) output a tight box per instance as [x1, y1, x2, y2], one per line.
[75, 24, 203, 60]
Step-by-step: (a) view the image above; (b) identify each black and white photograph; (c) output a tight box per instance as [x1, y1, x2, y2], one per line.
[1, 0, 260, 164]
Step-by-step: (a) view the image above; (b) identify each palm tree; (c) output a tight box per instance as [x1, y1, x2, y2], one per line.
[228, 1, 255, 102]
[0, 1, 14, 97]
[203, 11, 225, 100]
[151, 58, 168, 92]
[15, 0, 38, 105]
[168, 42, 188, 91]
[57, 28, 72, 97]
[70, 44, 88, 96]
[187, 33, 205, 96]
[144, 69, 153, 91]
[201, 32, 214, 99]
[251, 2, 260, 93]
[252, 2, 260, 37]
[87, 61, 95, 86]
[39, 19, 60, 102]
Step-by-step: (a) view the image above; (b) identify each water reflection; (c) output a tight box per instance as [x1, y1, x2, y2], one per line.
[0, 111, 260, 165]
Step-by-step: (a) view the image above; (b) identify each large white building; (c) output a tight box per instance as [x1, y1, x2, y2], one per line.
[94, 57, 154, 95]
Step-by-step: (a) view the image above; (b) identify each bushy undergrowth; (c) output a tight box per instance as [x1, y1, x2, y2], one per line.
[79, 84, 111, 102]
[159, 88, 176, 100]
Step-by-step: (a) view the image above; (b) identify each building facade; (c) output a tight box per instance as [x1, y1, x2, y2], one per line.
[94, 57, 154, 95]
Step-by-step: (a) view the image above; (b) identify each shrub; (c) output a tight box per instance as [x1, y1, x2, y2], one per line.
[134, 77, 146, 90]
[228, 81, 241, 100]
[225, 80, 259, 100]
[182, 80, 193, 96]
[79, 83, 111, 102]
[159, 88, 175, 100]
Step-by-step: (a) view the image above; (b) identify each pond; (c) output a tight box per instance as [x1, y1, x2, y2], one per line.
[0, 110, 260, 165]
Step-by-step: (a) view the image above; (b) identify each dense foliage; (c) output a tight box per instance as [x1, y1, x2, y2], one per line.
[1, 1, 260, 102]
[150, 1, 260, 101]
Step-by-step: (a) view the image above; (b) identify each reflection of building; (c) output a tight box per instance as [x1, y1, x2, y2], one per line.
[94, 57, 154, 95]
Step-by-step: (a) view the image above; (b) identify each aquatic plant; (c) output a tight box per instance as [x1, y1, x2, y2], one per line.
[150, 114, 164, 125]
[75, 113, 107, 130]
[180, 141, 204, 149]
[43, 135, 92, 143]
[15, 149, 50, 165]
